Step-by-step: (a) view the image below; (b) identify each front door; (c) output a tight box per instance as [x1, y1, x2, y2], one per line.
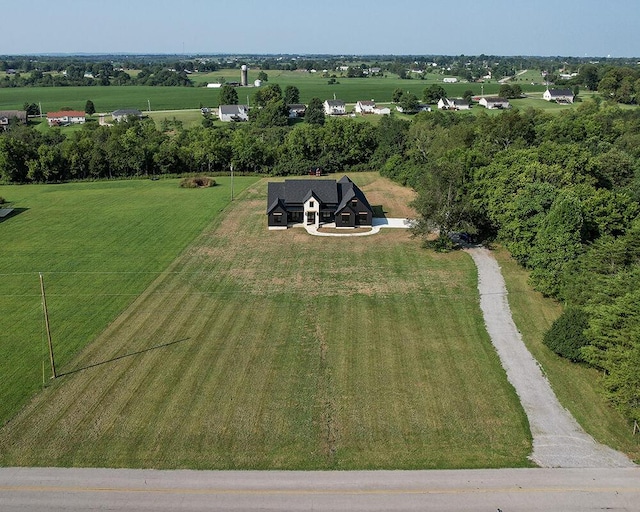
[307, 212, 316, 225]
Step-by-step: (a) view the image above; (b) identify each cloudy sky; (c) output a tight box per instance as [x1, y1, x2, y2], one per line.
[2, 0, 638, 57]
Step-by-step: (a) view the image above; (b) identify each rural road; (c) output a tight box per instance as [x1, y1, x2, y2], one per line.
[1, 467, 639, 511]
[466, 247, 635, 468]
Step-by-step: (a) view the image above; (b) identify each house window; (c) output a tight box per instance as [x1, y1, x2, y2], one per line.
[358, 212, 368, 223]
[341, 213, 351, 222]
[273, 212, 283, 223]
[351, 200, 358, 208]
[309, 201, 315, 208]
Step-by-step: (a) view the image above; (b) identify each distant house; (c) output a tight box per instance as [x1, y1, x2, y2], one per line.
[437, 98, 470, 110]
[46, 110, 85, 126]
[323, 99, 346, 115]
[369, 67, 382, 75]
[0, 110, 27, 131]
[266, 175, 373, 230]
[543, 88, 574, 104]
[206, 83, 223, 88]
[288, 104, 307, 118]
[112, 109, 143, 122]
[373, 106, 391, 115]
[355, 100, 376, 114]
[443, 77, 458, 83]
[218, 104, 249, 122]
[479, 97, 511, 109]
[396, 104, 431, 113]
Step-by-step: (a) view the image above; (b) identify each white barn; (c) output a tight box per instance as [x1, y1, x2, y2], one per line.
[479, 97, 511, 109]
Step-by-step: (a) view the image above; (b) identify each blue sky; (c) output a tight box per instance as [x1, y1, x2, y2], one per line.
[2, 0, 638, 57]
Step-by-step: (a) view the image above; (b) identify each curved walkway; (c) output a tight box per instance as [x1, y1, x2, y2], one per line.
[466, 247, 634, 468]
[305, 217, 414, 237]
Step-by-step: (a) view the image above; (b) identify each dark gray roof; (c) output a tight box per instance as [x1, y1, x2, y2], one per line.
[324, 99, 345, 107]
[0, 110, 27, 122]
[288, 104, 306, 110]
[336, 175, 373, 212]
[284, 179, 339, 204]
[112, 109, 143, 117]
[267, 176, 372, 215]
[548, 89, 573, 97]
[483, 97, 509, 103]
[219, 104, 248, 116]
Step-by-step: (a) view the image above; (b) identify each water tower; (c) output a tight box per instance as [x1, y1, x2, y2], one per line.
[241, 65, 248, 86]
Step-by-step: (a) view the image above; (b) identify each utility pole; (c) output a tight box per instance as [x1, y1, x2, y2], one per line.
[230, 163, 234, 201]
[148, 99, 151, 112]
[39, 273, 57, 379]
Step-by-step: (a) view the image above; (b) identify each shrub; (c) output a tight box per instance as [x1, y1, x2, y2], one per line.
[179, 176, 216, 188]
[543, 307, 590, 362]
[0, 197, 5, 205]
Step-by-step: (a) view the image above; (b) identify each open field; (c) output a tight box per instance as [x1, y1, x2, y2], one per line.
[0, 177, 258, 426]
[495, 249, 640, 463]
[0, 174, 532, 469]
[0, 69, 550, 113]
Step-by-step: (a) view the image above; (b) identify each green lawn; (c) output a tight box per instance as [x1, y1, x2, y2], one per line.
[495, 248, 640, 463]
[0, 175, 532, 469]
[0, 177, 258, 427]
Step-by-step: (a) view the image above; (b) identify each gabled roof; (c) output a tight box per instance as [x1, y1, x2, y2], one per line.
[112, 109, 143, 117]
[288, 103, 306, 110]
[324, 99, 345, 107]
[336, 175, 373, 212]
[357, 100, 376, 106]
[266, 182, 286, 214]
[219, 104, 248, 115]
[0, 110, 27, 122]
[547, 88, 573, 97]
[482, 96, 509, 103]
[285, 180, 339, 204]
[47, 110, 85, 118]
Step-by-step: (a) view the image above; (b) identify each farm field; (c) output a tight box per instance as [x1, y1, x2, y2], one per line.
[0, 69, 551, 113]
[0, 176, 258, 427]
[496, 249, 640, 463]
[0, 173, 533, 469]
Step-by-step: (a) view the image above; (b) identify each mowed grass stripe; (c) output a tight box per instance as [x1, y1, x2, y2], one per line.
[0, 175, 531, 469]
[0, 177, 258, 426]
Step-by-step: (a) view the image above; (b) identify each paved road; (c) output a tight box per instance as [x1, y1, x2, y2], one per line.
[466, 247, 634, 468]
[1, 467, 638, 511]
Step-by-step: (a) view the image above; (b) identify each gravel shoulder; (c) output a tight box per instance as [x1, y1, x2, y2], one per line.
[465, 247, 634, 468]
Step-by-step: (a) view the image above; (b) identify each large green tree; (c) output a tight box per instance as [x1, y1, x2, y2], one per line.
[305, 97, 325, 126]
[219, 85, 239, 105]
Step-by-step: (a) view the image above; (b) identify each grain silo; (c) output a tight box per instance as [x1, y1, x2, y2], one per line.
[241, 65, 248, 86]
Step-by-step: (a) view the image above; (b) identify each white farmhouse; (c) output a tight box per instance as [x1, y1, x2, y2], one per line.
[543, 88, 575, 104]
[46, 110, 86, 126]
[323, 99, 346, 115]
[437, 98, 470, 110]
[218, 104, 249, 122]
[355, 100, 376, 114]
